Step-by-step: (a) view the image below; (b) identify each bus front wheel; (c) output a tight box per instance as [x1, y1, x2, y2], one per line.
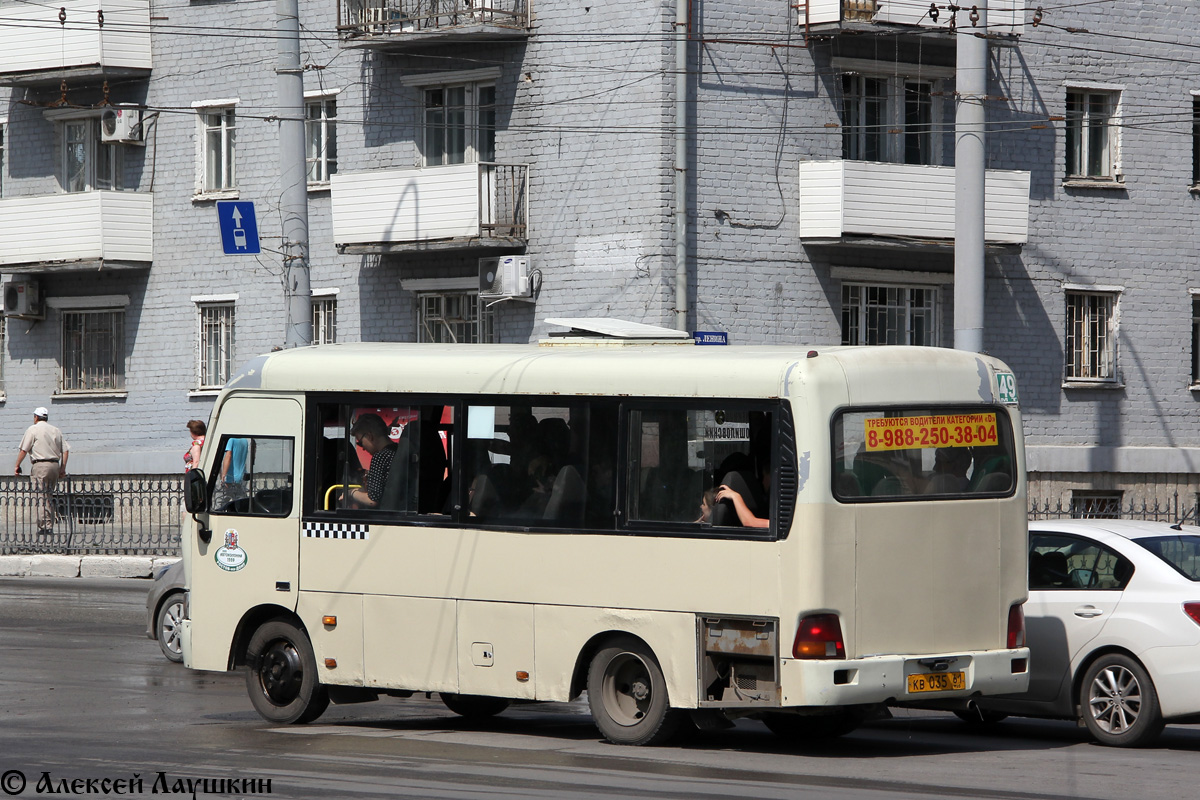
[587, 635, 681, 746]
[245, 620, 330, 724]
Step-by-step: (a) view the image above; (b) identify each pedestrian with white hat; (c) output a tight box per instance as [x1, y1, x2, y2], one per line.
[14, 406, 70, 535]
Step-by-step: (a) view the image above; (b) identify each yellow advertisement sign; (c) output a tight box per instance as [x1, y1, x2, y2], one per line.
[864, 413, 998, 452]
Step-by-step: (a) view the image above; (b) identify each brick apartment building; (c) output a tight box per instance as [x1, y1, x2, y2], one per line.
[0, 0, 1197, 514]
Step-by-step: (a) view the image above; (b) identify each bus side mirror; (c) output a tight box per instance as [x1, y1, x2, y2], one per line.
[185, 469, 209, 513]
[184, 469, 212, 544]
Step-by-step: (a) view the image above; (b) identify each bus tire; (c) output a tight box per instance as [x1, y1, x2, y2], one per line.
[587, 635, 681, 746]
[762, 711, 861, 740]
[244, 620, 330, 725]
[439, 693, 511, 719]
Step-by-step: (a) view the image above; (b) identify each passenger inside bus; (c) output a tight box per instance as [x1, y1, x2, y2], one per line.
[346, 413, 397, 509]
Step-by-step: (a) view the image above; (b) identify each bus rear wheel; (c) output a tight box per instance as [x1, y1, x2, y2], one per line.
[587, 635, 681, 746]
[245, 620, 330, 724]
[439, 693, 511, 719]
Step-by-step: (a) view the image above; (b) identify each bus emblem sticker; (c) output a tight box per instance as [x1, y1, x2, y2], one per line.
[215, 528, 249, 572]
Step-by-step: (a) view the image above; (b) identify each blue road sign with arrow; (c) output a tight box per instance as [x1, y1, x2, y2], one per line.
[216, 201, 261, 255]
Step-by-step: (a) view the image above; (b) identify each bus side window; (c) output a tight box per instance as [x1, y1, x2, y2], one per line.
[627, 407, 770, 529]
[211, 435, 294, 517]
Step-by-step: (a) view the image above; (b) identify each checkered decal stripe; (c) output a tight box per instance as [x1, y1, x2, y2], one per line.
[303, 521, 369, 540]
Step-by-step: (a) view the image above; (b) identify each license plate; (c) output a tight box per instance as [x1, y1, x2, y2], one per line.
[907, 671, 965, 693]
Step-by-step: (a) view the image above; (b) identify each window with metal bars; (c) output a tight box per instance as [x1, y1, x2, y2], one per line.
[61, 309, 125, 392]
[0, 318, 5, 395]
[1065, 291, 1116, 382]
[841, 283, 937, 346]
[1069, 490, 1123, 519]
[198, 303, 235, 389]
[418, 291, 493, 343]
[312, 296, 336, 345]
[1192, 295, 1200, 385]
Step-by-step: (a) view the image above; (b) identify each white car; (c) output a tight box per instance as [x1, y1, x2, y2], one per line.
[965, 519, 1200, 747]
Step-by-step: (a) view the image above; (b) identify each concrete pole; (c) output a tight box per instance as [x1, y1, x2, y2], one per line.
[954, 3, 986, 353]
[278, 0, 312, 347]
[673, 0, 688, 332]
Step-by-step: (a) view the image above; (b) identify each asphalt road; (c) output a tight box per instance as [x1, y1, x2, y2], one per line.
[1, 577, 1199, 799]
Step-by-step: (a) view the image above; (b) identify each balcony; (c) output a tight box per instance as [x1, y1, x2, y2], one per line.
[0, 0, 152, 87]
[798, 161, 1030, 245]
[331, 163, 528, 254]
[338, 0, 529, 49]
[0, 192, 153, 269]
[804, 0, 1023, 36]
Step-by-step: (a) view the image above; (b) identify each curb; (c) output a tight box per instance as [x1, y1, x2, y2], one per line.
[0, 555, 180, 579]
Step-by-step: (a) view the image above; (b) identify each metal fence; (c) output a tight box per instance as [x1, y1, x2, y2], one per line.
[2, 476, 1196, 557]
[1029, 492, 1199, 524]
[0, 475, 183, 556]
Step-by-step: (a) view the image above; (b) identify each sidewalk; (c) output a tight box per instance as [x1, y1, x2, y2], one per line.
[0, 555, 180, 579]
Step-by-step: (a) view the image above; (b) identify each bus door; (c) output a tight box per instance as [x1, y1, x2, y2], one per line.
[190, 396, 302, 671]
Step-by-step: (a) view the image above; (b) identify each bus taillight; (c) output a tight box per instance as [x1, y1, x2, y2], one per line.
[792, 614, 845, 659]
[1007, 604, 1026, 649]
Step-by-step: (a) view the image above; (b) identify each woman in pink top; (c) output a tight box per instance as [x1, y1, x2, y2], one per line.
[184, 419, 207, 472]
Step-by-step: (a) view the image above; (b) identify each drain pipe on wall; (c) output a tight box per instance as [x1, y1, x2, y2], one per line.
[673, 0, 689, 332]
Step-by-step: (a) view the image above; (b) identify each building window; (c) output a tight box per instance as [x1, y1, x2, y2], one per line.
[0, 317, 5, 396]
[1191, 294, 1200, 385]
[62, 119, 122, 193]
[1069, 490, 1123, 519]
[841, 74, 941, 165]
[61, 309, 125, 392]
[841, 284, 937, 346]
[417, 291, 493, 343]
[1193, 96, 1200, 187]
[198, 303, 235, 389]
[1066, 89, 1118, 180]
[423, 83, 496, 166]
[200, 107, 236, 192]
[1065, 291, 1117, 382]
[312, 295, 337, 345]
[0, 122, 5, 198]
[305, 97, 337, 184]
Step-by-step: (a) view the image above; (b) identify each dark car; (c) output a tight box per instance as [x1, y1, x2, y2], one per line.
[145, 560, 185, 663]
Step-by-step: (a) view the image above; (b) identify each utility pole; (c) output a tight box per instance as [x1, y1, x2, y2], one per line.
[278, 0, 312, 347]
[954, 2, 986, 353]
[673, 0, 688, 332]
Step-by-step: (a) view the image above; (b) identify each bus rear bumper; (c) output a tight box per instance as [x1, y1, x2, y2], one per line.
[778, 648, 1030, 708]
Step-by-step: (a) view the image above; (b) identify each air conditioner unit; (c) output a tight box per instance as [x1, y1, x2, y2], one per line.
[100, 105, 145, 145]
[3, 279, 43, 319]
[479, 256, 532, 300]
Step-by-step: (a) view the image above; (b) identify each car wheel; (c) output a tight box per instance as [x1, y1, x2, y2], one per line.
[762, 711, 861, 740]
[439, 693, 511, 719]
[156, 593, 185, 663]
[587, 635, 681, 746]
[953, 708, 1009, 726]
[1079, 654, 1164, 747]
[244, 619, 330, 724]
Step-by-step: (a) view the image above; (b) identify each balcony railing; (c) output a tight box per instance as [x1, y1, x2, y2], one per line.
[0, 191, 153, 268]
[805, 0, 1023, 35]
[331, 162, 527, 253]
[338, 0, 529, 44]
[797, 161, 1030, 245]
[0, 0, 152, 86]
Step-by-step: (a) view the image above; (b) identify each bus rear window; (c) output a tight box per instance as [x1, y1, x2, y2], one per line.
[833, 407, 1016, 501]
